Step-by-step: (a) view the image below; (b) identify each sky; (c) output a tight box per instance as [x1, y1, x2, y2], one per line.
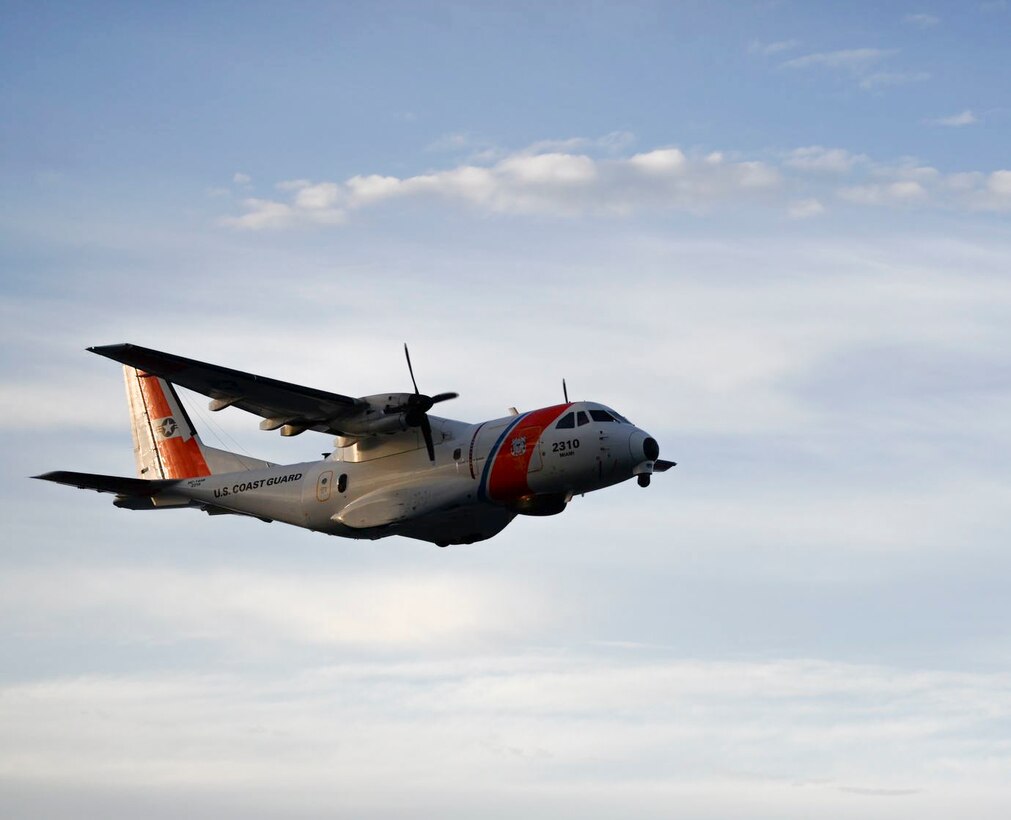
[2, 1, 1011, 817]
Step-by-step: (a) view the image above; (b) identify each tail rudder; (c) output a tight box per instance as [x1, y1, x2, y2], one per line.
[123, 367, 273, 479]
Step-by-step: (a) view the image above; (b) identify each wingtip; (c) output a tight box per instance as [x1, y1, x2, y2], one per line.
[88, 343, 129, 355]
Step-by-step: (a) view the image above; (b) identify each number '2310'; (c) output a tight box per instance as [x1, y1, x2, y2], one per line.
[552, 439, 580, 453]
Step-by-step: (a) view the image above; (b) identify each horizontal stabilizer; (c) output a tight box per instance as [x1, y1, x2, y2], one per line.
[33, 470, 178, 497]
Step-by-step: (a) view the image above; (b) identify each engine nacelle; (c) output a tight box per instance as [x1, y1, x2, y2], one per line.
[342, 413, 409, 435]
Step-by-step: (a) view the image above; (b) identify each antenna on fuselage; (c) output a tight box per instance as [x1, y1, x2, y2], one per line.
[563, 379, 569, 403]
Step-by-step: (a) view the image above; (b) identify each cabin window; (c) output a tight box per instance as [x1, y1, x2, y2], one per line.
[453, 447, 462, 461]
[576, 411, 589, 426]
[590, 409, 617, 422]
[556, 412, 575, 429]
[338, 473, 348, 493]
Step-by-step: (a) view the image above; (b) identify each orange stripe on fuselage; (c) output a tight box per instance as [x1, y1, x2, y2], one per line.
[486, 403, 570, 501]
[137, 371, 211, 479]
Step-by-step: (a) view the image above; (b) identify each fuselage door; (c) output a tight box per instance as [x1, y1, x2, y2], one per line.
[317, 470, 334, 502]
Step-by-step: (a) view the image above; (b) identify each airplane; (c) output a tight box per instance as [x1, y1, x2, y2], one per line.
[34, 344, 675, 547]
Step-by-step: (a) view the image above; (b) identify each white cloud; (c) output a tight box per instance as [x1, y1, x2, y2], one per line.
[345, 174, 404, 206]
[944, 171, 984, 190]
[788, 198, 825, 219]
[2, 654, 1010, 815]
[293, 182, 341, 210]
[219, 139, 1011, 229]
[223, 142, 786, 227]
[0, 567, 553, 647]
[904, 13, 940, 27]
[859, 70, 931, 89]
[232, 172, 251, 185]
[221, 197, 295, 230]
[497, 152, 598, 184]
[628, 147, 687, 173]
[931, 109, 979, 126]
[525, 132, 636, 155]
[872, 160, 941, 182]
[838, 180, 928, 204]
[781, 48, 894, 71]
[779, 48, 928, 91]
[988, 169, 1011, 196]
[736, 160, 780, 188]
[749, 39, 800, 56]
[786, 146, 865, 173]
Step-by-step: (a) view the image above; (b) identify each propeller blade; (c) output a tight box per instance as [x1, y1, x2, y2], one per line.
[430, 392, 458, 404]
[399, 345, 457, 460]
[420, 414, 436, 461]
[404, 343, 420, 395]
[653, 459, 677, 472]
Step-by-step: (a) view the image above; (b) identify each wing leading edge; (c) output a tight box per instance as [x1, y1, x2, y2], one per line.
[90, 343, 365, 435]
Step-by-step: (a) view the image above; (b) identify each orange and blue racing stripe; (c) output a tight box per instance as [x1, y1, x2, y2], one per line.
[479, 403, 571, 502]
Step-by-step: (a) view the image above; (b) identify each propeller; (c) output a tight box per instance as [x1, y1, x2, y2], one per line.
[401, 344, 458, 461]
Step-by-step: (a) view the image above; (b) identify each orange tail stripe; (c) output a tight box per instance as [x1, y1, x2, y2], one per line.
[137, 371, 211, 479]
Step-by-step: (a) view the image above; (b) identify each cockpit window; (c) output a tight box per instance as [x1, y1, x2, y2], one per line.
[556, 412, 575, 429]
[590, 409, 617, 422]
[576, 411, 589, 426]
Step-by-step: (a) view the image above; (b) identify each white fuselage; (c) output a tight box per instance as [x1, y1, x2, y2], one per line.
[167, 401, 658, 546]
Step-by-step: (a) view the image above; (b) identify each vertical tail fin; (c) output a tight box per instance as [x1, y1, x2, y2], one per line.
[123, 367, 274, 478]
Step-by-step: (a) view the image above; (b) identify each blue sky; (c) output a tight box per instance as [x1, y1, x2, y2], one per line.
[2, 2, 1011, 818]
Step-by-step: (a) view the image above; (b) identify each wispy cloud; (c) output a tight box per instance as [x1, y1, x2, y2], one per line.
[781, 47, 895, 71]
[859, 70, 931, 89]
[930, 109, 979, 126]
[838, 180, 929, 205]
[904, 13, 941, 28]
[780, 47, 928, 90]
[788, 198, 825, 219]
[749, 38, 800, 56]
[785, 146, 867, 173]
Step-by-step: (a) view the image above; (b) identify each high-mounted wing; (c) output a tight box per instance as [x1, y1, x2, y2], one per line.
[90, 343, 365, 436]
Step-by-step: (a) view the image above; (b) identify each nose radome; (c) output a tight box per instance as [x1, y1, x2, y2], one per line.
[628, 430, 659, 462]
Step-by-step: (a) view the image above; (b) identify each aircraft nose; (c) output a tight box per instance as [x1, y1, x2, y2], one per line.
[628, 429, 662, 487]
[629, 429, 659, 462]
